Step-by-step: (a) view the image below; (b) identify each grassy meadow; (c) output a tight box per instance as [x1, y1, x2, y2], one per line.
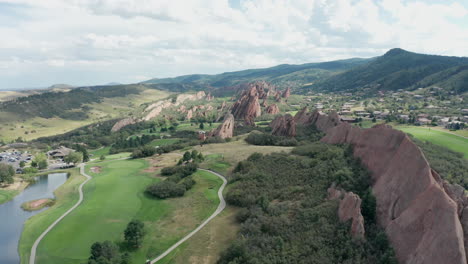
[395, 126, 468, 158]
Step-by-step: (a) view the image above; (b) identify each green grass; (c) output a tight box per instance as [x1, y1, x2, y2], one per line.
[20, 158, 223, 264]
[201, 154, 232, 175]
[89, 146, 110, 157]
[0, 189, 19, 204]
[149, 138, 180, 147]
[395, 126, 468, 158]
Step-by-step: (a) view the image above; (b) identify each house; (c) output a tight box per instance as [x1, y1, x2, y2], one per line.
[47, 146, 75, 159]
[340, 116, 357, 123]
[417, 118, 431, 125]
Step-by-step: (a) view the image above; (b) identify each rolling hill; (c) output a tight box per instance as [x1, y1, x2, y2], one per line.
[142, 58, 370, 89]
[308, 48, 468, 93]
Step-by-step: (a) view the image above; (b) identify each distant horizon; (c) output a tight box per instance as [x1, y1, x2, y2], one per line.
[1, 0, 467, 90]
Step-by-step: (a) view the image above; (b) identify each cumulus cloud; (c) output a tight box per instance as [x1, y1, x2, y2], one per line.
[0, 0, 467, 89]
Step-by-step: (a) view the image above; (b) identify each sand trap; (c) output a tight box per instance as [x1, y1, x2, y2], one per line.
[90, 166, 102, 173]
[30, 199, 49, 208]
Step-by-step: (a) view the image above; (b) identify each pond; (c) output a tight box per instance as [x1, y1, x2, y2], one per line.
[0, 173, 69, 264]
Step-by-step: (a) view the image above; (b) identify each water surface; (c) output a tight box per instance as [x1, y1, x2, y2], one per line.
[0, 173, 69, 264]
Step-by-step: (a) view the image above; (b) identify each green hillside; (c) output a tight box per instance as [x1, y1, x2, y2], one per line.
[142, 58, 369, 89]
[308, 48, 468, 93]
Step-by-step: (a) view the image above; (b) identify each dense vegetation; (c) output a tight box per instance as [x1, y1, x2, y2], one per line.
[0, 164, 14, 184]
[0, 85, 141, 120]
[414, 138, 468, 188]
[220, 143, 396, 264]
[113, 134, 158, 154]
[146, 162, 198, 199]
[310, 48, 468, 93]
[87, 241, 130, 264]
[245, 125, 325, 146]
[245, 132, 298, 146]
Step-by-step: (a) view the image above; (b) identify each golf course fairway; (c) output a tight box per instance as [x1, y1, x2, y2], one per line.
[395, 126, 468, 158]
[19, 158, 223, 264]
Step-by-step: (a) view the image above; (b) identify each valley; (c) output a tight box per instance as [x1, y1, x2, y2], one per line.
[0, 48, 467, 264]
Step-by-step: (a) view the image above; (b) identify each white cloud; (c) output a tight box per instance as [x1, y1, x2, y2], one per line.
[0, 0, 467, 89]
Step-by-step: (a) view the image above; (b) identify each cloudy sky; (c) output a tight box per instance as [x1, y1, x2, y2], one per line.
[1, 0, 467, 90]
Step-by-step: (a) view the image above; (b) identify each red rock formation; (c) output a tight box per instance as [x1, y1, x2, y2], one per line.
[218, 101, 227, 110]
[270, 114, 296, 137]
[265, 104, 280, 115]
[275, 92, 282, 102]
[186, 109, 193, 120]
[111, 117, 137, 132]
[282, 87, 291, 98]
[260, 98, 267, 107]
[320, 122, 467, 264]
[206, 92, 214, 101]
[211, 113, 234, 139]
[294, 108, 341, 132]
[231, 85, 261, 126]
[328, 185, 366, 239]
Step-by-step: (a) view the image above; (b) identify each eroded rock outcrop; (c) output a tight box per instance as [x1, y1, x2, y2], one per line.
[294, 108, 341, 132]
[282, 87, 291, 98]
[328, 185, 366, 239]
[265, 104, 280, 115]
[270, 114, 296, 137]
[320, 122, 467, 264]
[112, 91, 211, 131]
[211, 113, 234, 139]
[111, 117, 137, 132]
[231, 85, 261, 126]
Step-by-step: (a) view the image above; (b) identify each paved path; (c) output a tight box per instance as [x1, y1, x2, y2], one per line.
[149, 169, 227, 264]
[29, 163, 91, 264]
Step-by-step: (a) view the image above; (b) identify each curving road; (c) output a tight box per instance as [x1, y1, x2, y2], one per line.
[29, 163, 91, 264]
[149, 169, 227, 264]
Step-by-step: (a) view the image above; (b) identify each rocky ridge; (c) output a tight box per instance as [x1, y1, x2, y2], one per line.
[111, 91, 209, 131]
[307, 113, 468, 264]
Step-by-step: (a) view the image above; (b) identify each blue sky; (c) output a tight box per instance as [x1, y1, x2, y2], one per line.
[0, 0, 467, 90]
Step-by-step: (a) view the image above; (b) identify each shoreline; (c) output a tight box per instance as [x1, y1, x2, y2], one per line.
[21, 199, 55, 211]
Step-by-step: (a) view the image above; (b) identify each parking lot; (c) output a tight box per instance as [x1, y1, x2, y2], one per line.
[0, 150, 33, 172]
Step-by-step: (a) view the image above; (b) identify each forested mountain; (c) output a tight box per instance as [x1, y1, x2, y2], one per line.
[142, 58, 370, 89]
[308, 48, 468, 93]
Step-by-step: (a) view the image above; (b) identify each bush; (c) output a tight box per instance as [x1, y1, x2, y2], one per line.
[146, 181, 186, 199]
[245, 131, 298, 146]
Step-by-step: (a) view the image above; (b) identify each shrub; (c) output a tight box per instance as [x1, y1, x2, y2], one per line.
[146, 181, 186, 199]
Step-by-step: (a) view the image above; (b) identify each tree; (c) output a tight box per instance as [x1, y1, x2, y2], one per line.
[38, 160, 48, 170]
[33, 153, 48, 170]
[100, 155, 106, 161]
[191, 150, 199, 160]
[88, 241, 122, 264]
[0, 164, 14, 184]
[183, 151, 191, 162]
[19, 161, 26, 168]
[199, 122, 205, 129]
[64, 152, 82, 165]
[124, 220, 146, 248]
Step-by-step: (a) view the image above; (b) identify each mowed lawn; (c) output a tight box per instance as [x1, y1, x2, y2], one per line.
[396, 126, 468, 158]
[20, 157, 223, 264]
